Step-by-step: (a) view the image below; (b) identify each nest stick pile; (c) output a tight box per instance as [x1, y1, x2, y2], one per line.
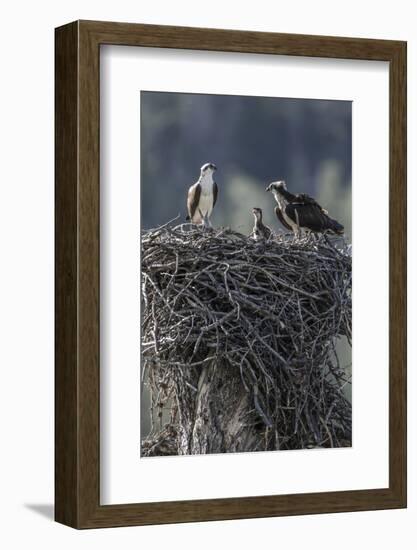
[141, 223, 352, 455]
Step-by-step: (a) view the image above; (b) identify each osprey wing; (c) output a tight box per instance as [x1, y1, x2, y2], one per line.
[187, 182, 201, 220]
[263, 224, 273, 240]
[274, 206, 292, 231]
[294, 193, 317, 205]
[213, 181, 218, 207]
[286, 202, 344, 233]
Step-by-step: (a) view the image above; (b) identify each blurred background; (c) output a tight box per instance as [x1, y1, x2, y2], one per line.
[140, 91, 352, 239]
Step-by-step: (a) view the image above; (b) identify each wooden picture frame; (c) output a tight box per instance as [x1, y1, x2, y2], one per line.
[55, 20, 407, 528]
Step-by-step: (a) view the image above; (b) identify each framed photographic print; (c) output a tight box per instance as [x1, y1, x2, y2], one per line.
[55, 20, 406, 528]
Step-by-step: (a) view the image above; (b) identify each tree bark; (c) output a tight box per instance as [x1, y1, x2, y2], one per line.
[173, 361, 261, 455]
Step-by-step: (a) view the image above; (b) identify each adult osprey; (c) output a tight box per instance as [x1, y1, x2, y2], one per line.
[186, 163, 218, 226]
[266, 180, 344, 236]
[251, 207, 272, 241]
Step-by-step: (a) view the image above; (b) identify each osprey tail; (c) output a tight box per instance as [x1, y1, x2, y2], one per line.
[325, 216, 344, 235]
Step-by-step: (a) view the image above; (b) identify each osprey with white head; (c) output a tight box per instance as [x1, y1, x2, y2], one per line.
[186, 162, 218, 226]
[266, 180, 344, 236]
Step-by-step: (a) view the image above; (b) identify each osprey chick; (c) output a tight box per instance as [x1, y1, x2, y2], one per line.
[251, 207, 272, 241]
[186, 163, 218, 226]
[266, 180, 344, 236]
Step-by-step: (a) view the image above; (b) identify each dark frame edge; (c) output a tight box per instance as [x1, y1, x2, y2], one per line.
[76, 19, 406, 60]
[55, 20, 80, 529]
[74, 488, 405, 529]
[55, 19, 407, 529]
[388, 40, 407, 509]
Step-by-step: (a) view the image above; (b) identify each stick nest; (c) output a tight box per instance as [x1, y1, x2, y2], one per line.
[141, 223, 352, 454]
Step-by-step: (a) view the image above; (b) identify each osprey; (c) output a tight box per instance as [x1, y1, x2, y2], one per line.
[251, 207, 272, 241]
[266, 180, 344, 236]
[186, 163, 218, 226]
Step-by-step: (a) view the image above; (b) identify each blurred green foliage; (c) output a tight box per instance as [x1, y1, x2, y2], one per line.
[141, 91, 351, 240]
